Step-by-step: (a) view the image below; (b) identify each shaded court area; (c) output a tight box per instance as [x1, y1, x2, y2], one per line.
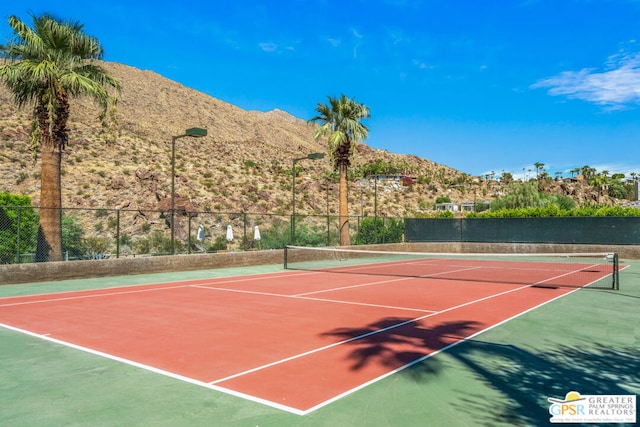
[0, 258, 638, 426]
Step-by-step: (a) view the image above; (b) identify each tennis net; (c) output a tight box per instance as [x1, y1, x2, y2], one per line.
[284, 246, 620, 290]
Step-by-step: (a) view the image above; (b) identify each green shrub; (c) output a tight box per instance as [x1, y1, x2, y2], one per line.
[354, 217, 404, 244]
[490, 181, 576, 211]
[438, 210, 454, 218]
[259, 220, 291, 249]
[132, 230, 175, 255]
[0, 193, 37, 263]
[119, 232, 132, 247]
[61, 214, 86, 259]
[293, 222, 329, 247]
[468, 205, 640, 218]
[83, 236, 110, 259]
[207, 235, 228, 252]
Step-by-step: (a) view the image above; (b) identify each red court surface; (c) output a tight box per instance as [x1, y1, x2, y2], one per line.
[0, 259, 615, 415]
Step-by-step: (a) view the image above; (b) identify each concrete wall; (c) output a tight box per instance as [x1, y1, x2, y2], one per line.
[0, 250, 283, 285]
[1, 243, 637, 286]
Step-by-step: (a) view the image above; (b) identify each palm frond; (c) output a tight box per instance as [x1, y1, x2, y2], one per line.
[308, 94, 370, 169]
[0, 13, 120, 148]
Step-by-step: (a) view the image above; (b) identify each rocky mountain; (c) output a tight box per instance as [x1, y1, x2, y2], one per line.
[0, 61, 476, 221]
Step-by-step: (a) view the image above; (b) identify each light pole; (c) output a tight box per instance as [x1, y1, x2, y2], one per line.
[324, 177, 335, 245]
[171, 127, 207, 254]
[291, 152, 325, 245]
[374, 174, 378, 218]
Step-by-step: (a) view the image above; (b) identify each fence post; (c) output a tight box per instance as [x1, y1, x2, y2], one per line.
[326, 214, 330, 246]
[290, 214, 294, 245]
[188, 216, 192, 254]
[16, 207, 21, 263]
[243, 212, 247, 249]
[385, 217, 389, 243]
[116, 208, 120, 258]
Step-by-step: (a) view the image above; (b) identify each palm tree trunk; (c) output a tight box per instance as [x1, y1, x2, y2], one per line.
[338, 161, 350, 246]
[36, 146, 63, 261]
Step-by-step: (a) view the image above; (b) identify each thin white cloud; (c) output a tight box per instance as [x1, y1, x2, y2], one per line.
[258, 41, 297, 54]
[412, 59, 435, 70]
[259, 42, 278, 52]
[385, 28, 410, 46]
[323, 28, 363, 59]
[350, 29, 364, 59]
[532, 48, 640, 109]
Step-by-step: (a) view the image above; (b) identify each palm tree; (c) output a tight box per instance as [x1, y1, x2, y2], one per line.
[581, 165, 596, 181]
[0, 14, 120, 261]
[533, 162, 545, 179]
[589, 174, 608, 203]
[309, 94, 370, 246]
[570, 167, 580, 178]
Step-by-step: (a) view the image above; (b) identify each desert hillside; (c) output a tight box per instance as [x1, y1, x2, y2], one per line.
[0, 61, 479, 220]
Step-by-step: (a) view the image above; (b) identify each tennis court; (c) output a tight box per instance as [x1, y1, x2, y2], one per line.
[2, 247, 635, 426]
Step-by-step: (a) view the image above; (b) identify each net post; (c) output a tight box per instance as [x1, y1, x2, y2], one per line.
[284, 245, 288, 270]
[613, 253, 619, 290]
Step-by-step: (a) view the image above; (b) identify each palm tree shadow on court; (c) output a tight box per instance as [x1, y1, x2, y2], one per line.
[448, 341, 639, 426]
[321, 318, 639, 426]
[321, 317, 481, 379]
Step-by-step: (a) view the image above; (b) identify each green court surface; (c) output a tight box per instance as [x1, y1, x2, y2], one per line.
[1, 260, 638, 427]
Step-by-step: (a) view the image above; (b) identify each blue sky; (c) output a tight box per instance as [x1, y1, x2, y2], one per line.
[3, 0, 640, 179]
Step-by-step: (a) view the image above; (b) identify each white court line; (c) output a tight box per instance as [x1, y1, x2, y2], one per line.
[189, 284, 292, 298]
[0, 322, 306, 416]
[191, 264, 484, 312]
[533, 263, 601, 286]
[292, 266, 483, 297]
[205, 262, 598, 386]
[292, 295, 436, 313]
[0, 284, 192, 308]
[206, 283, 532, 386]
[292, 274, 426, 297]
[184, 270, 320, 286]
[0, 270, 314, 308]
[301, 285, 585, 415]
[189, 284, 435, 313]
[0, 269, 308, 304]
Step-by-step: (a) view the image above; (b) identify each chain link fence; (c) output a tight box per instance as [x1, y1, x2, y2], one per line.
[405, 216, 640, 244]
[0, 206, 405, 264]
